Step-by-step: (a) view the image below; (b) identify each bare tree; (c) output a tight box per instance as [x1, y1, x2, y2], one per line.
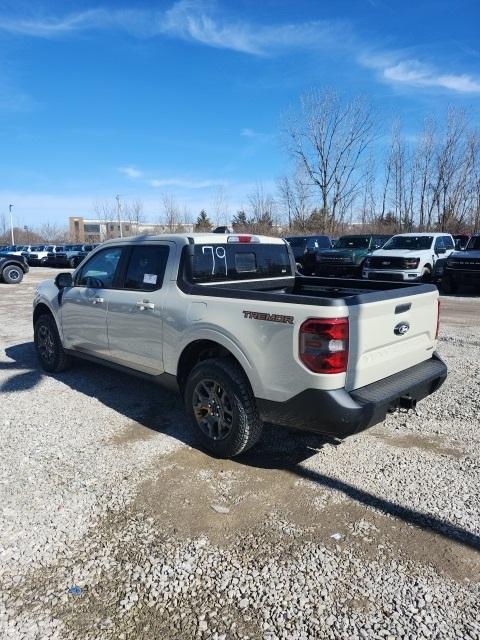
[277, 172, 312, 230]
[93, 200, 117, 240]
[123, 198, 145, 236]
[247, 183, 277, 231]
[161, 193, 182, 232]
[284, 88, 377, 224]
[38, 222, 66, 243]
[212, 186, 229, 226]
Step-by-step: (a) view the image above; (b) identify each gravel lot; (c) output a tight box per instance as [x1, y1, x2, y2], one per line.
[0, 268, 479, 640]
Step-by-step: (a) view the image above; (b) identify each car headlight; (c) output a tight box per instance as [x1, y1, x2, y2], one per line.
[403, 258, 420, 269]
[446, 260, 454, 267]
[364, 258, 371, 267]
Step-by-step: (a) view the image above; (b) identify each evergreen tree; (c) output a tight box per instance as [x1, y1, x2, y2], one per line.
[232, 210, 248, 229]
[195, 209, 213, 231]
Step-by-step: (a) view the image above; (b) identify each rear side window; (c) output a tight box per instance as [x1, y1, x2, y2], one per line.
[191, 244, 292, 282]
[77, 247, 123, 289]
[124, 245, 170, 291]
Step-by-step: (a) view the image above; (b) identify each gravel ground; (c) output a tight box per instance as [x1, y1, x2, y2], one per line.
[0, 268, 479, 640]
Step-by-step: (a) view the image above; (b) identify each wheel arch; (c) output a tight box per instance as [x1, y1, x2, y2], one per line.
[2, 260, 27, 274]
[177, 339, 251, 396]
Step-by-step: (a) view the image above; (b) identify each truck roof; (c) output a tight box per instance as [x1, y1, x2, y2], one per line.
[102, 233, 286, 246]
[391, 232, 452, 237]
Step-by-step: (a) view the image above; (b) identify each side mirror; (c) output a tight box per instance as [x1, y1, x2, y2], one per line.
[55, 272, 73, 289]
[436, 247, 446, 255]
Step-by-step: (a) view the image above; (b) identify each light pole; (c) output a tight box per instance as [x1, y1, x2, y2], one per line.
[115, 194, 124, 238]
[9, 204, 14, 245]
[24, 225, 30, 244]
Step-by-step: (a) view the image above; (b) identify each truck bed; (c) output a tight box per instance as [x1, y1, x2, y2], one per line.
[180, 274, 436, 307]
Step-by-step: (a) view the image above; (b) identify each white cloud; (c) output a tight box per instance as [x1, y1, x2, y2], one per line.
[0, 2, 478, 95]
[149, 177, 224, 189]
[360, 54, 480, 94]
[118, 166, 143, 179]
[0, 1, 347, 56]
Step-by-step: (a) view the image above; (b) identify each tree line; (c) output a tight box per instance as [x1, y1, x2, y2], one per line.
[2, 87, 479, 243]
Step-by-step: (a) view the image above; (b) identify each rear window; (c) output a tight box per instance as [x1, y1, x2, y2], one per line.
[191, 244, 292, 283]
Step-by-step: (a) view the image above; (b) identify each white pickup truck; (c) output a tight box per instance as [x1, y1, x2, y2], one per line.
[33, 233, 447, 458]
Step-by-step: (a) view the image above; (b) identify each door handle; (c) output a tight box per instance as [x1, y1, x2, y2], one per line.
[136, 301, 155, 310]
[92, 297, 104, 304]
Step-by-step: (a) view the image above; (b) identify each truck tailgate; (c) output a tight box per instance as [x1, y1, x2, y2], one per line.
[345, 289, 439, 391]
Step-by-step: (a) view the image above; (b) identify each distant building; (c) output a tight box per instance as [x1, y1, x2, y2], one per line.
[69, 217, 194, 243]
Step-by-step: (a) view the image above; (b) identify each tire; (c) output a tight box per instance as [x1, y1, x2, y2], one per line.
[184, 358, 263, 458]
[2, 264, 24, 284]
[34, 314, 71, 373]
[40, 257, 48, 266]
[441, 274, 458, 295]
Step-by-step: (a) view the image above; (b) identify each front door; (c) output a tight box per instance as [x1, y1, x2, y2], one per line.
[106, 243, 172, 373]
[60, 246, 123, 355]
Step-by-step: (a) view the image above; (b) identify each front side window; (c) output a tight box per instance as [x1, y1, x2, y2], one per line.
[124, 245, 170, 291]
[77, 247, 123, 289]
[434, 237, 445, 251]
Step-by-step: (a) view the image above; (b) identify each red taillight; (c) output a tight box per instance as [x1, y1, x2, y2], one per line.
[435, 299, 441, 339]
[299, 318, 349, 374]
[227, 235, 260, 243]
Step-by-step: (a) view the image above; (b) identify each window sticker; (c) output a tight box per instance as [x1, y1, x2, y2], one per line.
[143, 273, 157, 285]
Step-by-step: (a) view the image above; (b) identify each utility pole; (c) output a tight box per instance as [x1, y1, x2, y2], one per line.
[9, 204, 14, 245]
[115, 194, 123, 238]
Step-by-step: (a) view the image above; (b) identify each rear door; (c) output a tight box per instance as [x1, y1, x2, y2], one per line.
[345, 289, 438, 391]
[106, 243, 172, 373]
[60, 246, 124, 355]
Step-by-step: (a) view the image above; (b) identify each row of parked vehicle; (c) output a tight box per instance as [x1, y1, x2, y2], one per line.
[285, 232, 480, 292]
[0, 243, 98, 268]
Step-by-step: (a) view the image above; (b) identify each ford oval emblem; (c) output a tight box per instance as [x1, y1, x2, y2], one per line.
[394, 321, 410, 336]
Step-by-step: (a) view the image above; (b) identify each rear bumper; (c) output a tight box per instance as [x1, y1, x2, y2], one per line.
[256, 354, 447, 438]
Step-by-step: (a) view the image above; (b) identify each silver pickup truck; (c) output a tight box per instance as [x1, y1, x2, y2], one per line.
[33, 233, 447, 458]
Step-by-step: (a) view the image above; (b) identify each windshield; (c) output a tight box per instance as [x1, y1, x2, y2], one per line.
[466, 236, 480, 251]
[285, 237, 306, 248]
[335, 236, 370, 249]
[383, 236, 433, 250]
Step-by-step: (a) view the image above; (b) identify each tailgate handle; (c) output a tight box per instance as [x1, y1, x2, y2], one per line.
[395, 303, 411, 314]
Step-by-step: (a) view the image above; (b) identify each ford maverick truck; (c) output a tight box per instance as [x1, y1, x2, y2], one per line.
[33, 234, 447, 458]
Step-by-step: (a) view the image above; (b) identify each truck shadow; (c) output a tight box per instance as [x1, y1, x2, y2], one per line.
[2, 341, 479, 553]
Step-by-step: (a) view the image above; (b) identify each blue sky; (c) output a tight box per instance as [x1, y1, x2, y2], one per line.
[0, 0, 479, 227]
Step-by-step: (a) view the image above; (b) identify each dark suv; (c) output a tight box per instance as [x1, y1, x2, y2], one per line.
[441, 235, 480, 294]
[310, 234, 391, 278]
[284, 235, 331, 272]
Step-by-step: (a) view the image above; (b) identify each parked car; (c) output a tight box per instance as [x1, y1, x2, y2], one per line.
[5, 245, 29, 255]
[310, 234, 391, 278]
[453, 234, 470, 251]
[45, 244, 86, 268]
[440, 235, 480, 293]
[0, 252, 29, 284]
[363, 233, 455, 282]
[33, 233, 446, 458]
[70, 244, 98, 268]
[22, 245, 56, 266]
[284, 235, 331, 272]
